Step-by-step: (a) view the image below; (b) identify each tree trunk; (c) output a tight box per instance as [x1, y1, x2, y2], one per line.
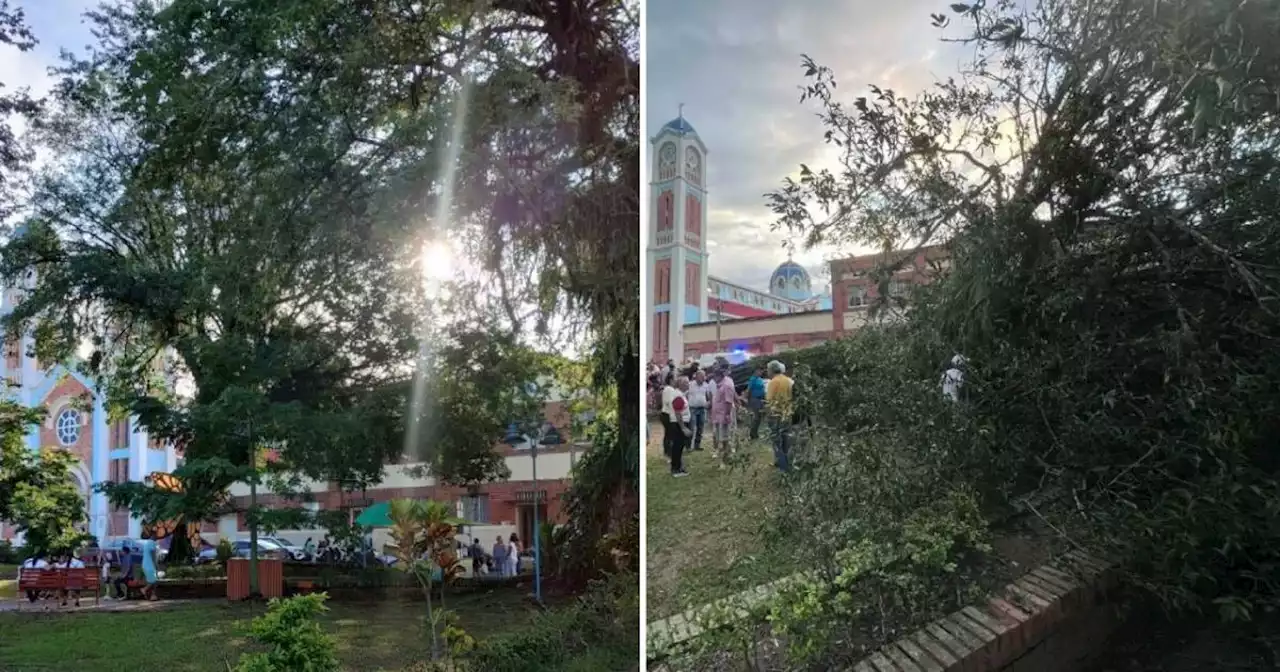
[168, 520, 194, 565]
[248, 479, 260, 597]
[616, 351, 640, 514]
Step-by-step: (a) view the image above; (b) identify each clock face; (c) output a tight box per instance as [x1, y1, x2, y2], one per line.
[685, 147, 701, 181]
[659, 142, 677, 171]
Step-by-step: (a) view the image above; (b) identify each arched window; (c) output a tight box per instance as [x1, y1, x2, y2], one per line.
[56, 408, 82, 446]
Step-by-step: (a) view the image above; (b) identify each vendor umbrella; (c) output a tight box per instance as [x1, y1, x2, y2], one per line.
[354, 501, 393, 527]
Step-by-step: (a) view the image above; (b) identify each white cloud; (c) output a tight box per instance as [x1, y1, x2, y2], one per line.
[647, 0, 970, 291]
[1, 1, 98, 158]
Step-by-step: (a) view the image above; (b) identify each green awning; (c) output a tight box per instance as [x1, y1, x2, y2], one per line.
[354, 501, 393, 527]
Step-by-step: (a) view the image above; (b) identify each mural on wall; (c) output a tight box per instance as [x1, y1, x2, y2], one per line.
[140, 471, 209, 548]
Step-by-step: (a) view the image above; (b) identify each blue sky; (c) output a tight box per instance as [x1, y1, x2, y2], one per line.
[646, 0, 967, 293]
[0, 1, 97, 101]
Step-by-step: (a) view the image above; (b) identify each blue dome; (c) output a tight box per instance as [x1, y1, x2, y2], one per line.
[769, 261, 813, 301]
[661, 117, 697, 135]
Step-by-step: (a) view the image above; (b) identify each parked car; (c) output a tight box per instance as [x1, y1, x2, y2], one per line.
[231, 540, 288, 561]
[197, 539, 287, 562]
[258, 536, 308, 561]
[158, 535, 211, 561]
[102, 538, 168, 563]
[196, 545, 220, 564]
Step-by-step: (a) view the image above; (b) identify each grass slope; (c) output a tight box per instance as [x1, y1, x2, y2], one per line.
[645, 418, 795, 621]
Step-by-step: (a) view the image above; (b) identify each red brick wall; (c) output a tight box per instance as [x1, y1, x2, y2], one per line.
[708, 298, 777, 319]
[657, 190, 674, 233]
[684, 194, 702, 247]
[108, 509, 129, 537]
[830, 245, 948, 335]
[652, 311, 670, 363]
[39, 376, 94, 468]
[654, 259, 671, 304]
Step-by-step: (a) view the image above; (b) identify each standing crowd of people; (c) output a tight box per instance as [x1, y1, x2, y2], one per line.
[651, 358, 796, 477]
[461, 533, 526, 577]
[648, 351, 967, 477]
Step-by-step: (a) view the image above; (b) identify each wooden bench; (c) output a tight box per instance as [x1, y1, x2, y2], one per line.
[16, 568, 102, 610]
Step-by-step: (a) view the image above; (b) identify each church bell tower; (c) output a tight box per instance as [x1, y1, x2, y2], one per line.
[645, 108, 709, 363]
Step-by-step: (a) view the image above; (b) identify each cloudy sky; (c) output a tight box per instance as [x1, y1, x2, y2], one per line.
[1, 2, 95, 102]
[646, 0, 968, 293]
[0, 0, 97, 175]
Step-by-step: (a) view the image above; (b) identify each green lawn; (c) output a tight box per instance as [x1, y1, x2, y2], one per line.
[0, 590, 560, 671]
[1, 564, 15, 600]
[645, 420, 796, 621]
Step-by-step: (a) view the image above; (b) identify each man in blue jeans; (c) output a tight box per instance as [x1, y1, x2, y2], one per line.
[113, 543, 135, 599]
[686, 369, 714, 451]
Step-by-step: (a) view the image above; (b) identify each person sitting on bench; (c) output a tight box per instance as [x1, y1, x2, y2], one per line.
[19, 553, 49, 603]
[57, 553, 86, 607]
[113, 543, 136, 599]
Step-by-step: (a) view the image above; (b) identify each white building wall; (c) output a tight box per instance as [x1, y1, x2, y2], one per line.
[225, 450, 581, 499]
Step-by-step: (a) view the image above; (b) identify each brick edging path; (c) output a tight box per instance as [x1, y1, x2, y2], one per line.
[851, 550, 1120, 672]
[647, 571, 811, 658]
[647, 549, 1122, 671]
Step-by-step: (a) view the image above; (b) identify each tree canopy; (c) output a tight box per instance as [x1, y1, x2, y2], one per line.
[0, 399, 88, 556]
[756, 0, 1280, 661]
[0, 0, 638, 576]
[0, 0, 40, 222]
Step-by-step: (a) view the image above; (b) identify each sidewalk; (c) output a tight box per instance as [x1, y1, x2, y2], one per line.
[0, 597, 207, 613]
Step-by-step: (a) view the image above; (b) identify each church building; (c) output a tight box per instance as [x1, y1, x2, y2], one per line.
[645, 113, 943, 364]
[0, 271, 179, 546]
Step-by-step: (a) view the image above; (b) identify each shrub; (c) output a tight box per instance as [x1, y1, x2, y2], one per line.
[233, 593, 340, 672]
[0, 540, 19, 564]
[216, 537, 233, 565]
[465, 573, 638, 672]
[165, 563, 225, 580]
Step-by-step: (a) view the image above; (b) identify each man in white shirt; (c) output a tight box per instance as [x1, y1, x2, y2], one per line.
[660, 376, 692, 477]
[20, 554, 49, 603]
[941, 354, 966, 402]
[686, 370, 715, 452]
[60, 553, 86, 607]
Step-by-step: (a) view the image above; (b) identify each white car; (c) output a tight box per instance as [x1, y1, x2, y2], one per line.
[257, 537, 307, 561]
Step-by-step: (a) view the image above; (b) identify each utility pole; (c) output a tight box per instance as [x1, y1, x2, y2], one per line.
[715, 308, 722, 354]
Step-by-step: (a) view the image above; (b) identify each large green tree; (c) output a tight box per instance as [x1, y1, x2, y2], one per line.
[2, 0, 438, 588]
[763, 0, 1280, 649]
[3, 0, 638, 584]
[452, 0, 641, 570]
[0, 400, 88, 557]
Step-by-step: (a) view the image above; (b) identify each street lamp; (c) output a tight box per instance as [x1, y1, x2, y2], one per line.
[503, 421, 563, 605]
